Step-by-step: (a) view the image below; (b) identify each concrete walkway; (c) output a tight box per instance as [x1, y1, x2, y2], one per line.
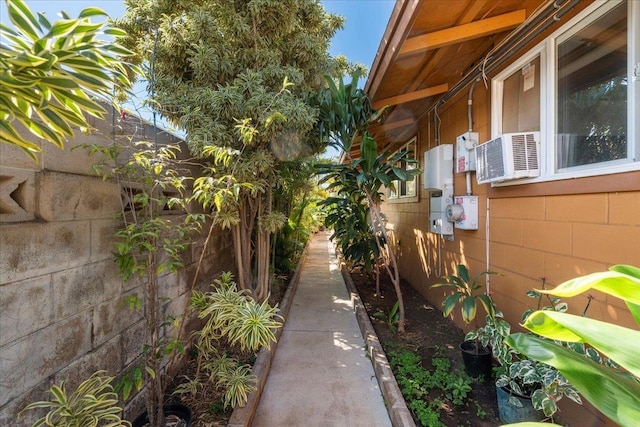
[252, 232, 392, 427]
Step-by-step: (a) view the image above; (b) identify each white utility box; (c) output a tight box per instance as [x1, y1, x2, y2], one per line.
[446, 195, 479, 230]
[455, 132, 478, 173]
[424, 144, 453, 190]
[424, 145, 454, 237]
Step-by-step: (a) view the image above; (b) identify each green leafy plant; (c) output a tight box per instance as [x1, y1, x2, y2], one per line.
[316, 71, 421, 333]
[465, 310, 512, 366]
[507, 265, 640, 427]
[373, 301, 400, 334]
[386, 346, 481, 426]
[174, 272, 283, 409]
[116, 0, 343, 302]
[0, 0, 137, 160]
[496, 357, 581, 418]
[20, 371, 131, 427]
[431, 264, 497, 324]
[85, 141, 203, 426]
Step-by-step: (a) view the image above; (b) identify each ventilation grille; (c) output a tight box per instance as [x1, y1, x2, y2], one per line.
[511, 132, 539, 171]
[475, 132, 540, 185]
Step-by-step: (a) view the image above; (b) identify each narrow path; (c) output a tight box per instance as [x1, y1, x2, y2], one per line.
[252, 232, 392, 427]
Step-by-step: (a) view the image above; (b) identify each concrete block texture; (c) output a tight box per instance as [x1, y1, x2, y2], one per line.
[93, 287, 143, 348]
[0, 312, 92, 407]
[51, 261, 122, 321]
[38, 171, 121, 221]
[0, 166, 37, 223]
[0, 274, 52, 346]
[0, 221, 91, 284]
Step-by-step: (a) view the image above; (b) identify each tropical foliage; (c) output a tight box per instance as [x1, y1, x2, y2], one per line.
[431, 264, 497, 324]
[175, 272, 283, 409]
[507, 265, 640, 427]
[86, 140, 203, 426]
[316, 72, 420, 333]
[20, 371, 130, 427]
[0, 0, 136, 160]
[114, 0, 343, 301]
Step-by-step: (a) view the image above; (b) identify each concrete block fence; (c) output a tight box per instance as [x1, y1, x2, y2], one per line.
[0, 110, 234, 424]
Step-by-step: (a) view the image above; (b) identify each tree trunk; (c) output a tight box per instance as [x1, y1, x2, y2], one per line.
[146, 249, 165, 427]
[367, 197, 406, 334]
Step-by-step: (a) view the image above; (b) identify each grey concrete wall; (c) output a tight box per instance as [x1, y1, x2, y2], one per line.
[0, 108, 234, 425]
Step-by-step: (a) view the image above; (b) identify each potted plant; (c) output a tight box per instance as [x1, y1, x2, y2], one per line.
[431, 264, 498, 378]
[20, 371, 131, 427]
[469, 282, 582, 424]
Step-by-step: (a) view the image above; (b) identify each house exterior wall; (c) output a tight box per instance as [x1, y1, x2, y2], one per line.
[0, 109, 234, 424]
[382, 17, 639, 427]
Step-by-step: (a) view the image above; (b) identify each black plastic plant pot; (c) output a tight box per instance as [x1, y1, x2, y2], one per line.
[132, 404, 191, 427]
[459, 340, 492, 380]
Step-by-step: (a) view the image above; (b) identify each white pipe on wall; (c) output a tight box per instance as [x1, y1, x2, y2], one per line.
[486, 197, 491, 295]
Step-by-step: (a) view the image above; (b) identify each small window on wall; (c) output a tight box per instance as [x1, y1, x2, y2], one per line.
[387, 137, 417, 201]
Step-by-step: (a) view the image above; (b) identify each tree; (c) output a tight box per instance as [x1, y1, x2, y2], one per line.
[115, 0, 343, 301]
[315, 72, 420, 333]
[0, 0, 136, 160]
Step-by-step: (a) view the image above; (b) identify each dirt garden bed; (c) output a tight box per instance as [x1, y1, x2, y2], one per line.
[349, 269, 502, 427]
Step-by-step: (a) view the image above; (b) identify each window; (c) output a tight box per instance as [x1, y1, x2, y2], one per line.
[556, 3, 627, 169]
[491, 0, 639, 184]
[387, 137, 417, 200]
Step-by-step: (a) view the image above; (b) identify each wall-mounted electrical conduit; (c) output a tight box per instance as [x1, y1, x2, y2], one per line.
[419, 0, 581, 120]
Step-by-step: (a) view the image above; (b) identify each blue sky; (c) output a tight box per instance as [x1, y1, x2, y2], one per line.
[2, 0, 394, 136]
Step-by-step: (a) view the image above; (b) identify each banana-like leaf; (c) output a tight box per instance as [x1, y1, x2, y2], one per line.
[538, 270, 640, 305]
[538, 265, 640, 329]
[522, 310, 640, 378]
[360, 133, 377, 173]
[507, 333, 640, 427]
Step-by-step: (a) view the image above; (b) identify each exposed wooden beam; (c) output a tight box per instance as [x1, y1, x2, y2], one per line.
[406, 0, 489, 94]
[400, 9, 527, 56]
[379, 117, 415, 132]
[372, 83, 448, 109]
[365, 0, 422, 97]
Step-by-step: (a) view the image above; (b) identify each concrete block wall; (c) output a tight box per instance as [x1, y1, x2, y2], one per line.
[0, 110, 234, 425]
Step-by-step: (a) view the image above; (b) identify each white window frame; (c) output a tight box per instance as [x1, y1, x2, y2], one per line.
[387, 137, 418, 201]
[490, 0, 639, 186]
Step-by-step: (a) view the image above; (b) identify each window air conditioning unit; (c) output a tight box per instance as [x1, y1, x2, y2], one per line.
[475, 131, 540, 185]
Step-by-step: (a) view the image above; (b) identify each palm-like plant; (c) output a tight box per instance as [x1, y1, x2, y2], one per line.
[0, 0, 137, 160]
[176, 272, 283, 409]
[20, 371, 130, 427]
[431, 264, 497, 324]
[315, 72, 420, 333]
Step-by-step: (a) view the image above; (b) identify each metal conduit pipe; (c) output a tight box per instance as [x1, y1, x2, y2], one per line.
[420, 0, 581, 119]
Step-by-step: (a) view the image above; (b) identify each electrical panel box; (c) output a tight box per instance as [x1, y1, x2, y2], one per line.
[424, 145, 454, 237]
[424, 144, 453, 190]
[446, 195, 479, 230]
[455, 132, 478, 173]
